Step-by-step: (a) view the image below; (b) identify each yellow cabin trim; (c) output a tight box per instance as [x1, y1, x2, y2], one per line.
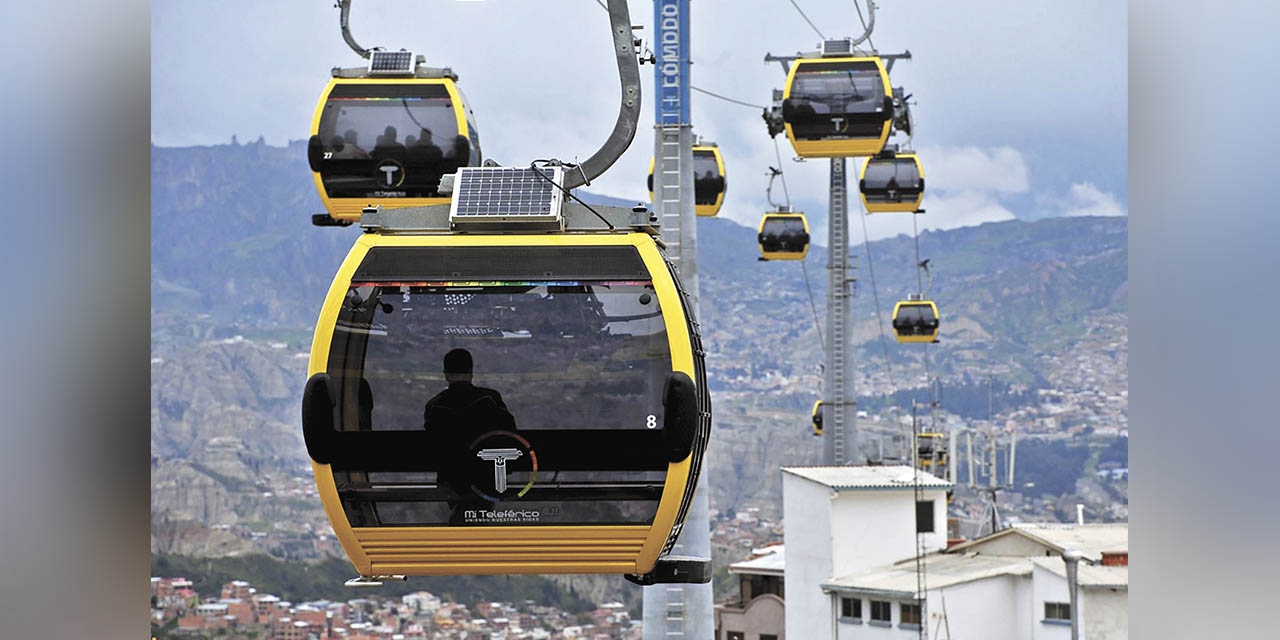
[307, 231, 700, 577]
[310, 78, 470, 221]
[859, 153, 925, 213]
[757, 213, 810, 261]
[782, 56, 893, 159]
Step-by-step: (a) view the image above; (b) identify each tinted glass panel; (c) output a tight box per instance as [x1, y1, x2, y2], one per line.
[893, 303, 938, 335]
[324, 255, 672, 526]
[787, 61, 887, 140]
[863, 159, 922, 203]
[693, 150, 724, 206]
[760, 217, 809, 252]
[315, 84, 469, 199]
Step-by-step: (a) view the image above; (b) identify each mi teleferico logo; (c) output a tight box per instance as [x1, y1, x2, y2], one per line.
[476, 447, 522, 493]
[463, 509, 541, 523]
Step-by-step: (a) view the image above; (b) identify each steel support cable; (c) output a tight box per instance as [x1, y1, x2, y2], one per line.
[691, 86, 767, 110]
[913, 213, 924, 293]
[787, 0, 826, 40]
[857, 207, 897, 390]
[772, 138, 792, 205]
[801, 261, 826, 354]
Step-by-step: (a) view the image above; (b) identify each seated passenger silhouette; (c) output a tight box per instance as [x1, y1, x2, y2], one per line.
[410, 128, 445, 192]
[423, 349, 516, 519]
[372, 125, 407, 160]
[423, 348, 511, 428]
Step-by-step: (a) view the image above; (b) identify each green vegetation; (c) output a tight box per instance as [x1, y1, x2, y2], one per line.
[151, 553, 595, 613]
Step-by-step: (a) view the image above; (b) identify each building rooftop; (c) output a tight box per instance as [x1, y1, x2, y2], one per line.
[728, 546, 785, 576]
[782, 465, 953, 491]
[824, 552, 1033, 598]
[948, 522, 1128, 561]
[1030, 557, 1129, 590]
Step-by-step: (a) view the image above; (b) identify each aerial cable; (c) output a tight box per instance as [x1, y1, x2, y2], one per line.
[786, 0, 827, 40]
[856, 206, 898, 391]
[692, 86, 767, 110]
[771, 138, 793, 204]
[801, 261, 826, 355]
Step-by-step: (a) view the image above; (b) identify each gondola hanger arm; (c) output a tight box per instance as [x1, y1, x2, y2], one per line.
[562, 0, 641, 189]
[337, 0, 373, 59]
[849, 0, 877, 48]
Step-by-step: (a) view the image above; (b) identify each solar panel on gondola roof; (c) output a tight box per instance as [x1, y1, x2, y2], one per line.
[450, 166, 564, 222]
[368, 50, 415, 74]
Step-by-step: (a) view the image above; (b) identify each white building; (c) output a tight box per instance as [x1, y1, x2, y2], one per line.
[822, 523, 1128, 639]
[782, 465, 952, 640]
[781, 464, 1127, 639]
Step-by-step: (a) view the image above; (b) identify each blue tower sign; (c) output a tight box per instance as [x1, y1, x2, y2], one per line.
[654, 0, 690, 125]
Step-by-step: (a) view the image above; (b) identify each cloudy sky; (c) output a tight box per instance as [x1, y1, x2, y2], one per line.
[152, 0, 1126, 240]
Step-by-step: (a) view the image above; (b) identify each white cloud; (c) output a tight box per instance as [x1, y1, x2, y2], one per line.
[915, 145, 1030, 194]
[1060, 182, 1126, 217]
[860, 189, 1016, 241]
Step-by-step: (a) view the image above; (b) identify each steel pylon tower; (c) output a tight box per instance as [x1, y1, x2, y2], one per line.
[824, 158, 858, 465]
[643, 1, 712, 638]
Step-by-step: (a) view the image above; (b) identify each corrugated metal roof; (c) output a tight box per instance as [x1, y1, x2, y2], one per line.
[781, 465, 953, 491]
[728, 546, 785, 576]
[1030, 557, 1129, 589]
[949, 523, 1128, 561]
[823, 553, 1032, 597]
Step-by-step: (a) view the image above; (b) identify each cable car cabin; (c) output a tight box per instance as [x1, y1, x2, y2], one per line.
[781, 57, 894, 158]
[301, 230, 710, 581]
[891, 299, 940, 343]
[811, 400, 823, 437]
[307, 78, 482, 221]
[647, 145, 726, 217]
[916, 432, 948, 468]
[757, 212, 810, 261]
[860, 153, 925, 213]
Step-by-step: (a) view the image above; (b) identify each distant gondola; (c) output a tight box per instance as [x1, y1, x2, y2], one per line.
[647, 144, 727, 217]
[781, 56, 894, 158]
[891, 298, 940, 343]
[811, 400, 823, 436]
[757, 210, 810, 261]
[308, 72, 482, 222]
[860, 152, 924, 213]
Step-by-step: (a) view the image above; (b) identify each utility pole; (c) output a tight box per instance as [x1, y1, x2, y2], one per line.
[643, 1, 712, 637]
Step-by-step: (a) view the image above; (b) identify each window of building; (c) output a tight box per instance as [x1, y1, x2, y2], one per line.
[840, 596, 861, 619]
[740, 573, 784, 603]
[870, 600, 892, 623]
[900, 602, 922, 626]
[760, 635, 778, 640]
[726, 632, 745, 640]
[1044, 601, 1071, 621]
[916, 500, 935, 533]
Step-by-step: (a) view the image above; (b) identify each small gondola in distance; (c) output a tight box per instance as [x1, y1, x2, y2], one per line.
[811, 400, 824, 437]
[916, 432, 948, 468]
[757, 211, 810, 261]
[646, 145, 727, 217]
[780, 56, 894, 158]
[308, 77, 482, 222]
[859, 152, 925, 213]
[891, 299, 940, 343]
[301, 230, 710, 579]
